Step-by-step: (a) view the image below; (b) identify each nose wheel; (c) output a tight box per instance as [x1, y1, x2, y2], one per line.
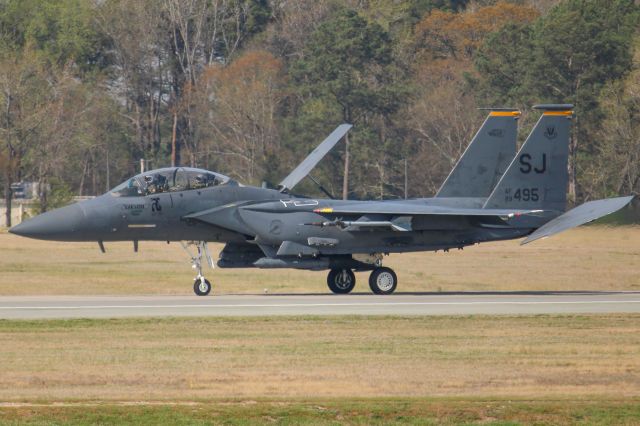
[181, 241, 214, 296]
[194, 276, 212, 296]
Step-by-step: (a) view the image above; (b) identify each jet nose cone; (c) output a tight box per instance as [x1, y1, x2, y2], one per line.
[9, 203, 86, 241]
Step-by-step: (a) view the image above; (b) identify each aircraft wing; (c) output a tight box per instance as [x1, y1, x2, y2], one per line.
[521, 196, 634, 245]
[313, 202, 542, 218]
[306, 202, 545, 232]
[278, 124, 352, 192]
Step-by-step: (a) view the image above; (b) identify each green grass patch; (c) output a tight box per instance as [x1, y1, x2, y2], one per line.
[0, 398, 639, 425]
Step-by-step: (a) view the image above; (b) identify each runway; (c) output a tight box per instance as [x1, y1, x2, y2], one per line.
[0, 292, 639, 319]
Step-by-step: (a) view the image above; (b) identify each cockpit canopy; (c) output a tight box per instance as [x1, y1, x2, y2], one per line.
[110, 167, 236, 197]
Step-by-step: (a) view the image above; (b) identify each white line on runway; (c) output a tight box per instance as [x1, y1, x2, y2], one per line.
[1, 300, 639, 310]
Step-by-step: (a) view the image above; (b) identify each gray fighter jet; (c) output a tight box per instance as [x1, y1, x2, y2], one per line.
[9, 104, 633, 295]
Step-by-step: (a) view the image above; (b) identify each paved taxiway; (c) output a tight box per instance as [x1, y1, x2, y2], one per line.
[0, 292, 639, 319]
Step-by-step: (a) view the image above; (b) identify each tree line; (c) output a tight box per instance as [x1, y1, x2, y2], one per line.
[0, 0, 639, 225]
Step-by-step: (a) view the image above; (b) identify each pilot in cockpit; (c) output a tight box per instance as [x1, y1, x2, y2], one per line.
[193, 174, 208, 189]
[144, 173, 168, 194]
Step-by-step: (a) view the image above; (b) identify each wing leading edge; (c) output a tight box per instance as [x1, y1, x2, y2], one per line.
[312, 202, 542, 218]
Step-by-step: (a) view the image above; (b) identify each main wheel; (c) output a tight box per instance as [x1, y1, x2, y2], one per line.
[193, 277, 212, 296]
[327, 269, 356, 294]
[369, 267, 397, 295]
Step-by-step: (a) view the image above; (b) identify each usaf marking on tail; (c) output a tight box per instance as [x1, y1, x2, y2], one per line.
[10, 105, 634, 296]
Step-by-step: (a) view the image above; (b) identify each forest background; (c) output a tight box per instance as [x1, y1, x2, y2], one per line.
[1, 0, 639, 224]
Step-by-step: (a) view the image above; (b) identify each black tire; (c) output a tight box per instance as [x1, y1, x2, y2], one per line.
[369, 267, 397, 295]
[327, 269, 356, 294]
[193, 277, 212, 296]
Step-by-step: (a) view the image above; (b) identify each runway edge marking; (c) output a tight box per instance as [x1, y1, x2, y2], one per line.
[1, 300, 640, 310]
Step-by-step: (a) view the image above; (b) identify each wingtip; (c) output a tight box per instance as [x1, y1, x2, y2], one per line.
[521, 235, 548, 245]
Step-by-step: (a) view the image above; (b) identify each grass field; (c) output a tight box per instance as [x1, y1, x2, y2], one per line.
[0, 314, 639, 424]
[1, 226, 640, 295]
[2, 227, 640, 424]
[1, 315, 638, 401]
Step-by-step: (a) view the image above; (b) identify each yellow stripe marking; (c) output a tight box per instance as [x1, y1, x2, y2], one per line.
[543, 111, 573, 116]
[314, 208, 333, 213]
[489, 111, 521, 117]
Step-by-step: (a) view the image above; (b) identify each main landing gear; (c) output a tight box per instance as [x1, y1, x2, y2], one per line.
[326, 266, 398, 295]
[368, 267, 397, 295]
[327, 269, 356, 294]
[181, 241, 214, 296]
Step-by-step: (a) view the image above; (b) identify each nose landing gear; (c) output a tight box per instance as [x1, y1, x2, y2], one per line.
[194, 276, 211, 296]
[181, 241, 214, 296]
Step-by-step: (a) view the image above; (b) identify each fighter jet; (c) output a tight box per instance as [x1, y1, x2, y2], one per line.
[9, 104, 633, 296]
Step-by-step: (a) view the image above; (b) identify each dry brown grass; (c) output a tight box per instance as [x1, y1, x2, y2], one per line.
[0, 315, 638, 401]
[1, 226, 640, 295]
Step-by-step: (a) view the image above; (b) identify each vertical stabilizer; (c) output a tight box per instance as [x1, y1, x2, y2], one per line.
[483, 104, 573, 211]
[436, 109, 519, 198]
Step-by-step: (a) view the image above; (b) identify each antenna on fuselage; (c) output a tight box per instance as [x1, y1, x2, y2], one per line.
[307, 174, 336, 199]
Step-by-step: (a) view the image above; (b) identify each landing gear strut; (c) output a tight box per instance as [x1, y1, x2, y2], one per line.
[181, 241, 214, 296]
[327, 268, 356, 294]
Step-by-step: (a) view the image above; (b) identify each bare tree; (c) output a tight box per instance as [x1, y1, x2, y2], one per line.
[96, 0, 170, 166]
[265, 0, 332, 61]
[0, 49, 53, 221]
[406, 70, 481, 196]
[582, 62, 640, 199]
[191, 50, 285, 183]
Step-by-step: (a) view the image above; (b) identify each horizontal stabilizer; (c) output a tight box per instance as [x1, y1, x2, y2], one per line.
[279, 124, 352, 192]
[521, 196, 634, 245]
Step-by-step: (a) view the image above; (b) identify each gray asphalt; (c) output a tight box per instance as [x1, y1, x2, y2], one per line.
[0, 292, 639, 319]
